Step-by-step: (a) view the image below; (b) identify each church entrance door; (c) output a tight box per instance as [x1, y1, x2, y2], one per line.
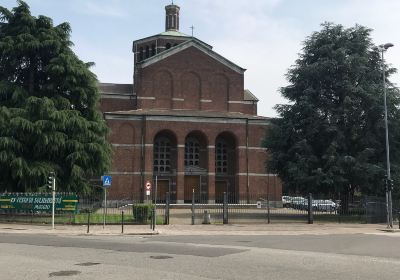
[215, 180, 228, 203]
[184, 175, 200, 203]
[156, 179, 169, 203]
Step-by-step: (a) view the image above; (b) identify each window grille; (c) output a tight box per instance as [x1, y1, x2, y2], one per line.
[216, 140, 228, 174]
[154, 137, 171, 173]
[185, 137, 200, 167]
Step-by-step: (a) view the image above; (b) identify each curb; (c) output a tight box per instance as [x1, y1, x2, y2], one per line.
[380, 228, 400, 233]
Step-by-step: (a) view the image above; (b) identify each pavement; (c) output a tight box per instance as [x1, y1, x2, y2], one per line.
[0, 222, 399, 236]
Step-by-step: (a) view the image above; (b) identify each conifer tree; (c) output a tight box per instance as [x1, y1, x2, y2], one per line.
[0, 1, 111, 193]
[264, 23, 400, 198]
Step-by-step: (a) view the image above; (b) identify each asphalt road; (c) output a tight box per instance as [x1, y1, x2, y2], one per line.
[1, 232, 400, 280]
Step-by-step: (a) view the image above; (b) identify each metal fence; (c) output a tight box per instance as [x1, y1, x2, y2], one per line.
[0, 192, 399, 227]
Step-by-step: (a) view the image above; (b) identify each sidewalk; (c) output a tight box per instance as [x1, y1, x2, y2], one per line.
[0, 222, 399, 236]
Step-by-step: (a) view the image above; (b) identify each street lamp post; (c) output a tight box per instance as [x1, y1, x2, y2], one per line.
[379, 42, 394, 228]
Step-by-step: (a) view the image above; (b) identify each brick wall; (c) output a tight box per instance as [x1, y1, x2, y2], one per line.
[136, 46, 246, 113]
[104, 115, 282, 202]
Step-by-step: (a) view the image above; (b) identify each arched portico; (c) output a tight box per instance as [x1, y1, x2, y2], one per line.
[215, 131, 238, 203]
[183, 131, 208, 203]
[153, 130, 177, 202]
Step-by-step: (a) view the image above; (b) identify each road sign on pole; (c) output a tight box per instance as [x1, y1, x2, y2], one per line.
[101, 175, 112, 228]
[145, 181, 152, 190]
[102, 175, 112, 188]
[145, 181, 151, 204]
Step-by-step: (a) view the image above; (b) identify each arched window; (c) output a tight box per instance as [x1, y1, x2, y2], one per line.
[185, 137, 200, 167]
[154, 137, 171, 173]
[166, 43, 171, 50]
[151, 44, 156, 56]
[139, 47, 143, 61]
[145, 46, 150, 58]
[215, 139, 228, 174]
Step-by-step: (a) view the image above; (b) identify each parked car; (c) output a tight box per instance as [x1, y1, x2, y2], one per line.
[312, 199, 337, 212]
[291, 197, 307, 209]
[282, 196, 292, 207]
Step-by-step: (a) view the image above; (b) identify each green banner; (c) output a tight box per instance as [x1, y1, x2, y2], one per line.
[0, 193, 79, 213]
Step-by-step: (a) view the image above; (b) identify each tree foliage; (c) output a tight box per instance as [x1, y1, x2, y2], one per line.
[264, 23, 400, 198]
[0, 1, 111, 193]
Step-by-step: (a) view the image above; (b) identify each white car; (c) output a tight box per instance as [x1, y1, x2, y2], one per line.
[291, 197, 307, 209]
[282, 196, 292, 207]
[312, 199, 337, 212]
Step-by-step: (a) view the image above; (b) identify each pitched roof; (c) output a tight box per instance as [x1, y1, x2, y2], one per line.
[139, 39, 246, 74]
[159, 30, 190, 37]
[132, 33, 212, 50]
[244, 89, 259, 101]
[98, 83, 133, 95]
[105, 109, 268, 120]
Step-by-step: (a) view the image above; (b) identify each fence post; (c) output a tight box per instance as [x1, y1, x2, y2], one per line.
[121, 211, 124, 234]
[223, 192, 228, 224]
[191, 189, 195, 225]
[267, 197, 271, 224]
[151, 206, 156, 231]
[86, 210, 91, 234]
[398, 212, 400, 229]
[165, 192, 170, 225]
[308, 193, 313, 224]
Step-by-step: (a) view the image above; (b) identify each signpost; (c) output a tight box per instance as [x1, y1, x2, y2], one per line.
[48, 172, 56, 229]
[145, 181, 151, 203]
[102, 175, 112, 228]
[153, 176, 158, 231]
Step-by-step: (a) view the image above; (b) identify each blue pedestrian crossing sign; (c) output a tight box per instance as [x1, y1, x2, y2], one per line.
[102, 175, 112, 188]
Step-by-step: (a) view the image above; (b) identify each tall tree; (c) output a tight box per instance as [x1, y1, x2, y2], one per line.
[0, 1, 111, 193]
[264, 23, 400, 198]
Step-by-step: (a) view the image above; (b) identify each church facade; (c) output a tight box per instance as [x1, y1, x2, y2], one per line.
[99, 4, 282, 204]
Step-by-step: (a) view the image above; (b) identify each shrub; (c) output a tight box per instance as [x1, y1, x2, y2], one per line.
[132, 203, 154, 224]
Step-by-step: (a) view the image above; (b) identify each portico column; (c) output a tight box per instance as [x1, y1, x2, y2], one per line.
[208, 145, 215, 204]
[176, 144, 185, 203]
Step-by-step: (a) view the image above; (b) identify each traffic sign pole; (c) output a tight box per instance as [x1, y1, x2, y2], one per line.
[153, 176, 158, 231]
[52, 176, 55, 230]
[103, 187, 107, 229]
[101, 175, 112, 229]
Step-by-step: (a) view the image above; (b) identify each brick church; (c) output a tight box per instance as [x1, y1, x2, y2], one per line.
[99, 3, 282, 204]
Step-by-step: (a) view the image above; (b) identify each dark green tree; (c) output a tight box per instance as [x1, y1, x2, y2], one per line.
[0, 1, 111, 193]
[264, 23, 400, 198]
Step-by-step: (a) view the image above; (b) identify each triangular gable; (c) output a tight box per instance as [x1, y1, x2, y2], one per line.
[140, 39, 246, 74]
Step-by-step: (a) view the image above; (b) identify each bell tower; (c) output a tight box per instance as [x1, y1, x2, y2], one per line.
[165, 3, 180, 31]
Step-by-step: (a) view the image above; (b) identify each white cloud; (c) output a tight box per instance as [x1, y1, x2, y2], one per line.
[67, 0, 400, 117]
[74, 0, 127, 18]
[179, 0, 400, 117]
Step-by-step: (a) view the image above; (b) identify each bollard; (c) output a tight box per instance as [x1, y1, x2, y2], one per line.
[121, 211, 124, 234]
[165, 192, 170, 225]
[267, 197, 271, 224]
[152, 207, 156, 231]
[191, 189, 195, 225]
[223, 192, 228, 224]
[202, 210, 211, 224]
[149, 207, 152, 230]
[308, 193, 313, 224]
[86, 210, 91, 234]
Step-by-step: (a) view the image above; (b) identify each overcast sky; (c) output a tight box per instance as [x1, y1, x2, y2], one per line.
[2, 0, 400, 117]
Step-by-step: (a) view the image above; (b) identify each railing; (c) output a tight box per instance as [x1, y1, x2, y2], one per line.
[0, 192, 398, 226]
